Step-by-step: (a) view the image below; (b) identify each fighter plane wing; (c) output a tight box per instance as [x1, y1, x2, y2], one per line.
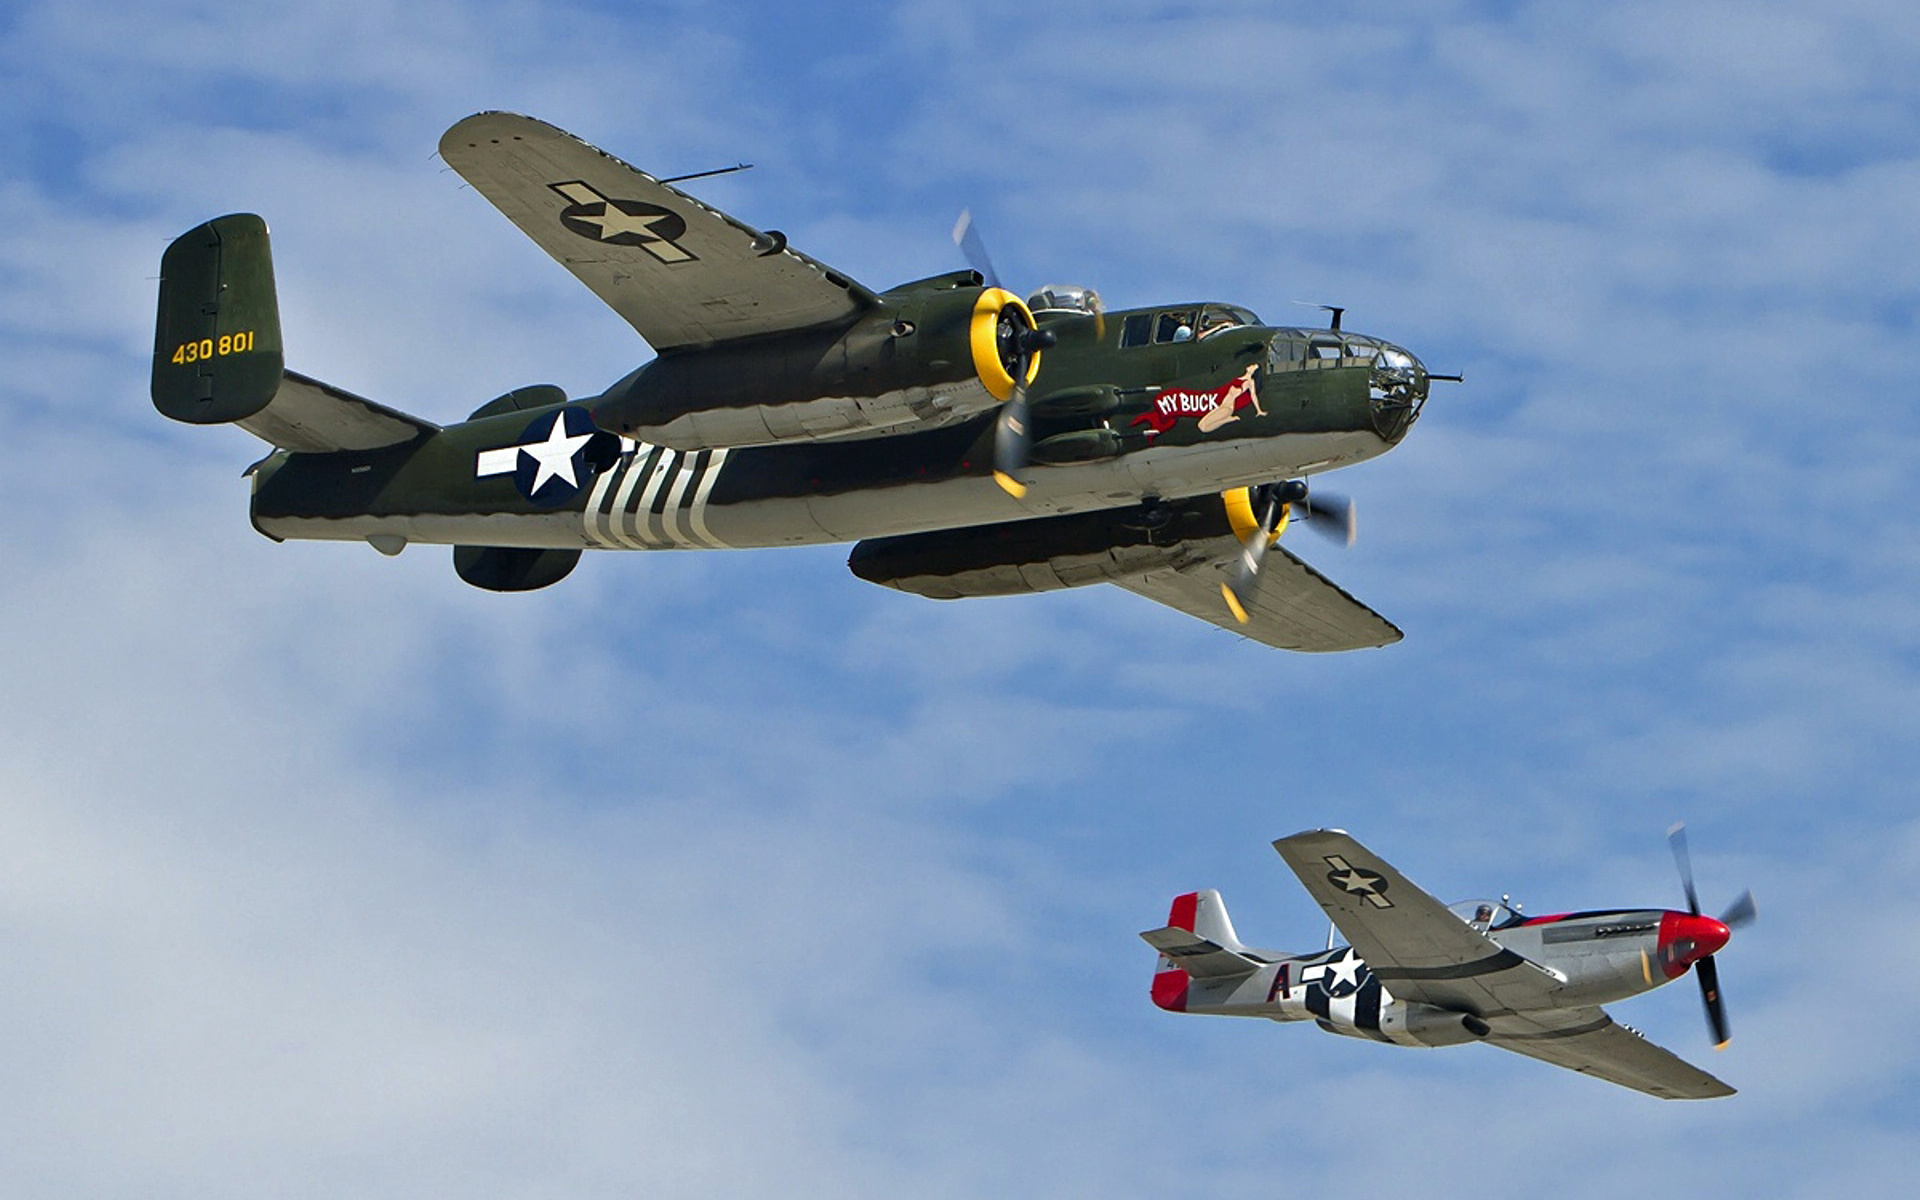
[1483, 1007, 1736, 1099]
[1114, 544, 1401, 653]
[439, 112, 878, 351]
[1272, 829, 1563, 1015]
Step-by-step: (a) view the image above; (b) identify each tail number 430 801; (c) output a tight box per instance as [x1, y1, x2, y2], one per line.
[170, 330, 257, 365]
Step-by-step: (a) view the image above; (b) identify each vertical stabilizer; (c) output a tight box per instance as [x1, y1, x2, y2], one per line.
[1168, 888, 1248, 951]
[153, 213, 286, 426]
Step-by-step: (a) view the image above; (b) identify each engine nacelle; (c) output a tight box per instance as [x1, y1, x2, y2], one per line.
[849, 486, 1303, 600]
[597, 274, 1041, 449]
[849, 494, 1242, 599]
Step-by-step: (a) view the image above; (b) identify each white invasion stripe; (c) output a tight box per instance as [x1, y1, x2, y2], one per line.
[644, 449, 685, 546]
[634, 448, 681, 547]
[660, 452, 701, 546]
[622, 447, 675, 548]
[583, 468, 620, 547]
[476, 446, 520, 477]
[687, 448, 731, 548]
[609, 447, 660, 549]
[591, 438, 645, 547]
[674, 450, 720, 548]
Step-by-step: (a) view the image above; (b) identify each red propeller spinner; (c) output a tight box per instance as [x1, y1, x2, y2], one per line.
[1656, 910, 1732, 979]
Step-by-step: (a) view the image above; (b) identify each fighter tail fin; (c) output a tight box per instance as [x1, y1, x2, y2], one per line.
[1141, 889, 1263, 1007]
[1168, 888, 1248, 951]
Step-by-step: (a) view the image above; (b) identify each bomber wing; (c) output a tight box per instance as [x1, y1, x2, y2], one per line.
[1115, 546, 1401, 653]
[1483, 1007, 1735, 1100]
[439, 111, 878, 351]
[1272, 829, 1563, 1014]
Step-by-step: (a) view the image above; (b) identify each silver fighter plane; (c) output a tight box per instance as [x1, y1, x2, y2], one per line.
[1143, 826, 1755, 1099]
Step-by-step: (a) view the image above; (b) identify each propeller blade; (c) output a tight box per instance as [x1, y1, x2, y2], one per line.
[993, 380, 1033, 497]
[1220, 509, 1277, 625]
[1666, 823, 1748, 1048]
[991, 326, 1056, 498]
[1719, 889, 1758, 930]
[1695, 953, 1731, 1048]
[1220, 482, 1304, 623]
[1300, 490, 1357, 547]
[1668, 821, 1703, 915]
[951, 209, 1000, 289]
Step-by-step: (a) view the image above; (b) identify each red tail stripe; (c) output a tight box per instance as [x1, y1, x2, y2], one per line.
[1169, 891, 1199, 932]
[1151, 968, 1190, 1012]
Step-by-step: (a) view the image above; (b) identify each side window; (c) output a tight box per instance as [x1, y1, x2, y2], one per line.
[1196, 305, 1244, 339]
[1269, 334, 1305, 366]
[1341, 335, 1380, 361]
[1307, 336, 1344, 360]
[1121, 313, 1153, 348]
[1153, 309, 1196, 343]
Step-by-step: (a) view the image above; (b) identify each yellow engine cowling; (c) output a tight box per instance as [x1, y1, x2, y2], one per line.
[967, 287, 1043, 402]
[1221, 485, 1291, 545]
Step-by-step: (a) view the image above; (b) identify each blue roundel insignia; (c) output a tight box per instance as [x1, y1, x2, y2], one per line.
[511, 406, 604, 507]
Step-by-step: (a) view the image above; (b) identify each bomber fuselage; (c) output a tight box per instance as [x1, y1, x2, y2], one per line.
[249, 299, 1428, 555]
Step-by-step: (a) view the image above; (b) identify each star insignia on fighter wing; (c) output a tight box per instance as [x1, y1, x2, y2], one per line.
[1323, 855, 1394, 908]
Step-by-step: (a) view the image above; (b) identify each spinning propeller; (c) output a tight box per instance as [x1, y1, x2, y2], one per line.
[1220, 481, 1357, 624]
[952, 211, 1058, 498]
[1667, 822, 1757, 1050]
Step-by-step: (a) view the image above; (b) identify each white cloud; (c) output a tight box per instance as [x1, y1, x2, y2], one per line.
[6, 1, 1920, 1196]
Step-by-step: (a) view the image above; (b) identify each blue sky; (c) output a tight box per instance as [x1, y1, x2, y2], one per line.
[3, 1, 1919, 1196]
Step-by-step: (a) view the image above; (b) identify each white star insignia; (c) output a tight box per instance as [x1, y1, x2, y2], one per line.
[1324, 951, 1365, 995]
[520, 415, 593, 492]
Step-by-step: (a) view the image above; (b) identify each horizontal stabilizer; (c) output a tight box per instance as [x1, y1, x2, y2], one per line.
[238, 371, 439, 453]
[1139, 926, 1262, 979]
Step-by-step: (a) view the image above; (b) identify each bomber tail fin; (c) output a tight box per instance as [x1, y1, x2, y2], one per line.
[153, 213, 285, 426]
[153, 215, 437, 452]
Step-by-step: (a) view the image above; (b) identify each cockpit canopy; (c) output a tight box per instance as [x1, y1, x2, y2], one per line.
[1118, 303, 1262, 347]
[1027, 284, 1104, 317]
[1448, 898, 1525, 930]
